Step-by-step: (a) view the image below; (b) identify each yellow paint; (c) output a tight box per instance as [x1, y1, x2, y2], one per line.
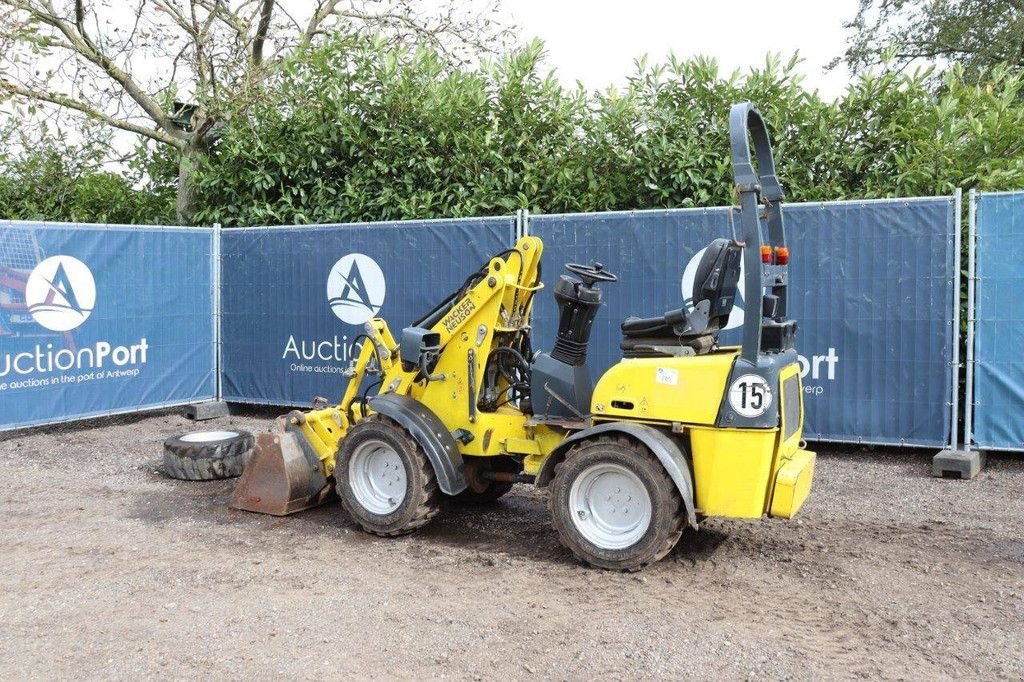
[293, 407, 348, 476]
[503, 437, 542, 456]
[764, 363, 814, 518]
[769, 448, 816, 518]
[297, 236, 551, 474]
[689, 425, 780, 518]
[591, 350, 738, 425]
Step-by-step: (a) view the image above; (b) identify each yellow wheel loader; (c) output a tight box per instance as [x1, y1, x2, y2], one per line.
[231, 102, 816, 570]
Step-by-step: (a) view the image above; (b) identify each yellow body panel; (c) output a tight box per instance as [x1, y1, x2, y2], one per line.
[594, 353, 812, 521]
[456, 411, 531, 456]
[776, 362, 804, 456]
[770, 448, 816, 518]
[689, 426, 779, 518]
[591, 349, 739, 425]
[293, 407, 348, 477]
[766, 362, 814, 518]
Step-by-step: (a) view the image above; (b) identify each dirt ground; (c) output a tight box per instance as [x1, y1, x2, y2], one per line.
[1, 408, 1022, 681]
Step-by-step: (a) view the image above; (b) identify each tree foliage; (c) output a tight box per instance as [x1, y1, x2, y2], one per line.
[838, 0, 1024, 82]
[0, 125, 174, 223]
[192, 38, 1024, 227]
[0, 0, 510, 222]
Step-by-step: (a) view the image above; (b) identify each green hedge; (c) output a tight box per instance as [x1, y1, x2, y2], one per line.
[193, 39, 1024, 227]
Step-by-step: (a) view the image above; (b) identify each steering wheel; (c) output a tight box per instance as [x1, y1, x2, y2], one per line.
[565, 262, 618, 286]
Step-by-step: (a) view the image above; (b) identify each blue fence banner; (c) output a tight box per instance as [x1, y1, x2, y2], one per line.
[972, 191, 1024, 451]
[220, 217, 514, 405]
[529, 198, 956, 446]
[0, 222, 215, 430]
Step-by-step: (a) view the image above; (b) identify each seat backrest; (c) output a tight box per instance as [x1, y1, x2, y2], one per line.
[691, 238, 743, 333]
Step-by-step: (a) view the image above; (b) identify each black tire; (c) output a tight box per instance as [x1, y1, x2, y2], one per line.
[163, 430, 254, 481]
[335, 415, 442, 536]
[548, 435, 685, 570]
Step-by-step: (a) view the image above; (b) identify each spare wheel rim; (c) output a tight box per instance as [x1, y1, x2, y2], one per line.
[179, 431, 240, 443]
[349, 439, 407, 515]
[568, 462, 652, 550]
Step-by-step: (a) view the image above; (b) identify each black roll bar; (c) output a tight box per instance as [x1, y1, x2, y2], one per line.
[729, 102, 788, 364]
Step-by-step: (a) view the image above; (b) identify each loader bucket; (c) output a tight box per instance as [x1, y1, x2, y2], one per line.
[230, 430, 332, 516]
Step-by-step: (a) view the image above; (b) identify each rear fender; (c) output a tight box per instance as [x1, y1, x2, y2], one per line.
[368, 393, 467, 495]
[536, 422, 697, 529]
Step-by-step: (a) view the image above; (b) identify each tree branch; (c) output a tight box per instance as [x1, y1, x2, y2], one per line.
[25, 0, 178, 132]
[251, 0, 273, 64]
[0, 77, 186, 148]
[300, 0, 341, 48]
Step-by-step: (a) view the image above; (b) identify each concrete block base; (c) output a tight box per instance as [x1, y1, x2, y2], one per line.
[184, 400, 231, 421]
[931, 449, 985, 480]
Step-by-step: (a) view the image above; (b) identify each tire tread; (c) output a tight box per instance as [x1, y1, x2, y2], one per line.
[338, 415, 442, 537]
[162, 431, 253, 481]
[548, 435, 686, 570]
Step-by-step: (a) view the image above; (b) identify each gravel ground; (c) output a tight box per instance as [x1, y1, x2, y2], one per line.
[1, 408, 1022, 680]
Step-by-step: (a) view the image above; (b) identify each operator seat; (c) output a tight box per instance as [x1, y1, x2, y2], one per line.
[620, 238, 742, 357]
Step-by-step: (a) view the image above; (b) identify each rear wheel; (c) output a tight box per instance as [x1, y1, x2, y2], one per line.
[548, 436, 685, 570]
[335, 415, 441, 536]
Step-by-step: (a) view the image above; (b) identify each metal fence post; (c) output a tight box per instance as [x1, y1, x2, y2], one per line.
[964, 190, 977, 449]
[515, 207, 531, 239]
[950, 189, 962, 449]
[213, 222, 223, 402]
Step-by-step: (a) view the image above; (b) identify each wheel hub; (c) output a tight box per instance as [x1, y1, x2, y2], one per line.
[348, 439, 407, 515]
[568, 462, 651, 550]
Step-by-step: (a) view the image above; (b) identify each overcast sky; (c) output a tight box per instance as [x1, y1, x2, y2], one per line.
[499, 0, 860, 99]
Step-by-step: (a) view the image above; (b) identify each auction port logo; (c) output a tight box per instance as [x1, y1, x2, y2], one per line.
[681, 246, 745, 330]
[327, 253, 385, 325]
[25, 256, 96, 332]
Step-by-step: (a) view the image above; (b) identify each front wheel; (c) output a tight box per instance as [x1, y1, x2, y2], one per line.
[335, 415, 442, 536]
[548, 436, 685, 570]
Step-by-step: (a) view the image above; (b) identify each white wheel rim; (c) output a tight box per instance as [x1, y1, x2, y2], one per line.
[348, 439, 407, 515]
[568, 462, 652, 550]
[179, 431, 239, 443]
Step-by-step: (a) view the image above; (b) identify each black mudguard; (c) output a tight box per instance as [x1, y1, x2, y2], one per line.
[368, 393, 467, 495]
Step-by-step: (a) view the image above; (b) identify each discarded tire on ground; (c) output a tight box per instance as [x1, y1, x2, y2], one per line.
[163, 430, 254, 481]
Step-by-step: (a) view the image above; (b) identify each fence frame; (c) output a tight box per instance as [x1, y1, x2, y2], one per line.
[212, 222, 223, 402]
[1, 196, 966, 445]
[0, 219, 218, 432]
[968, 189, 1024, 452]
[216, 214, 519, 406]
[964, 190, 977, 449]
[949, 188, 962, 449]
[523, 196, 959, 449]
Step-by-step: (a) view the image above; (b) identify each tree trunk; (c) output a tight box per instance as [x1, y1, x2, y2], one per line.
[175, 142, 205, 225]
